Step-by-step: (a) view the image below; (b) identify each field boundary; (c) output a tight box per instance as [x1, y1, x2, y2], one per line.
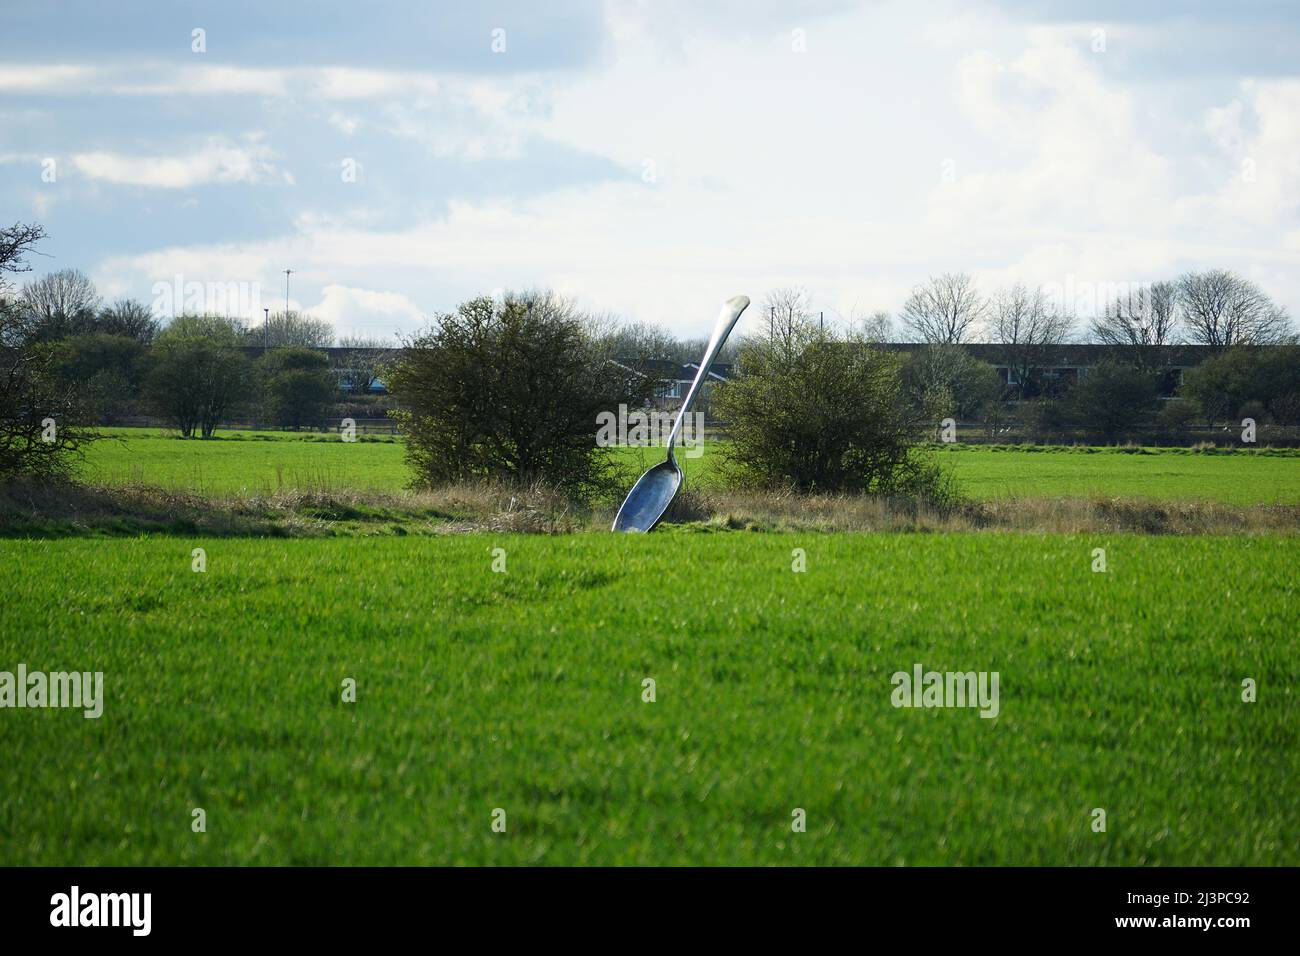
[2, 479, 1297, 539]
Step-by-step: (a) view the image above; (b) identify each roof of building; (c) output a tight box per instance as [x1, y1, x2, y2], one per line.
[878, 342, 1224, 367]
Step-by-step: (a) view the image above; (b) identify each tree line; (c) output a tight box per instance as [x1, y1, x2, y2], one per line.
[891, 270, 1291, 352]
[4, 216, 1297, 492]
[762, 275, 1298, 441]
[0, 228, 395, 453]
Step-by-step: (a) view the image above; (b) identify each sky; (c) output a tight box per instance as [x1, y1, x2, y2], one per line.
[2, 0, 1299, 341]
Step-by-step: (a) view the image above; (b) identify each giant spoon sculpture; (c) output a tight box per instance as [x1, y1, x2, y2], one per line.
[612, 295, 750, 532]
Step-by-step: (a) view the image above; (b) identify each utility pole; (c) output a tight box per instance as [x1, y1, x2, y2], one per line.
[283, 268, 293, 320]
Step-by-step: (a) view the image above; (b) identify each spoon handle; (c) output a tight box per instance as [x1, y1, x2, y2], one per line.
[666, 295, 750, 454]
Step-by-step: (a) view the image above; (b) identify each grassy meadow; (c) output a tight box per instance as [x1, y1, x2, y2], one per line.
[1, 426, 1296, 866]
[77, 427, 1300, 505]
[1, 533, 1295, 865]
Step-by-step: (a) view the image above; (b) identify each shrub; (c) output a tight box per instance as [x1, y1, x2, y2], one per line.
[1, 226, 99, 479]
[713, 325, 952, 502]
[900, 343, 1003, 425]
[386, 291, 650, 501]
[1157, 399, 1199, 437]
[1182, 345, 1300, 426]
[257, 347, 337, 430]
[1052, 361, 1161, 441]
[53, 333, 148, 423]
[0, 302, 96, 480]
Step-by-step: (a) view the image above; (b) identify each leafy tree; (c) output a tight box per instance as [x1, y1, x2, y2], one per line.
[146, 316, 250, 437]
[1046, 361, 1161, 442]
[257, 347, 337, 429]
[901, 344, 1002, 424]
[386, 291, 649, 500]
[54, 333, 148, 423]
[713, 326, 948, 498]
[1182, 345, 1300, 426]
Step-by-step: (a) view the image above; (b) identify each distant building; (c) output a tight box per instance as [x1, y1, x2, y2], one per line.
[878, 342, 1223, 399]
[241, 341, 1240, 404]
[610, 358, 735, 411]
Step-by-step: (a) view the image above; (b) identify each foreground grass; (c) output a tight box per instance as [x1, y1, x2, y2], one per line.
[79, 427, 1300, 505]
[0, 534, 1294, 865]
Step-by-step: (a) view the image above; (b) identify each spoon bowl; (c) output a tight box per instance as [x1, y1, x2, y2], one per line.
[612, 295, 749, 532]
[611, 458, 682, 533]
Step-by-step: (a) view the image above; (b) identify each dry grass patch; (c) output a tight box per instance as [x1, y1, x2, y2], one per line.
[2, 478, 1297, 538]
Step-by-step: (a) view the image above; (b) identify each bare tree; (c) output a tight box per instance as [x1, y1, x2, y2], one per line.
[992, 284, 1075, 399]
[859, 310, 893, 343]
[336, 335, 392, 393]
[253, 310, 334, 349]
[0, 222, 47, 298]
[98, 298, 160, 343]
[1177, 270, 1292, 347]
[19, 268, 101, 340]
[1, 226, 98, 477]
[763, 286, 812, 352]
[899, 273, 986, 345]
[602, 320, 682, 362]
[1091, 280, 1179, 372]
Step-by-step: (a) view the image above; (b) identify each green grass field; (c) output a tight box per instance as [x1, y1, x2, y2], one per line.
[80, 428, 411, 496]
[939, 444, 1300, 505]
[78, 428, 1300, 505]
[1, 533, 1295, 865]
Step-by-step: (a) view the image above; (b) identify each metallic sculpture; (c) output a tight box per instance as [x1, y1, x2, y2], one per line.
[612, 295, 750, 532]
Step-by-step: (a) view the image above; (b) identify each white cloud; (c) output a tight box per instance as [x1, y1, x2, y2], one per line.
[311, 68, 439, 100]
[0, 64, 96, 92]
[1185, 79, 1300, 229]
[0, 62, 448, 101]
[32, 190, 56, 218]
[0, 63, 286, 96]
[69, 138, 277, 188]
[328, 111, 360, 135]
[113, 65, 288, 97]
[56, 2, 1300, 331]
[310, 284, 424, 337]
